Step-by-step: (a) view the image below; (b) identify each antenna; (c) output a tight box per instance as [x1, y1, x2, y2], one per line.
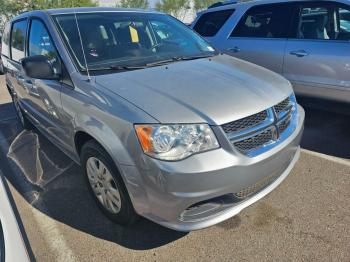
[74, 11, 91, 81]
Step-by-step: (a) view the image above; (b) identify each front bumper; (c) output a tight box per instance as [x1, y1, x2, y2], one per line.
[121, 106, 305, 231]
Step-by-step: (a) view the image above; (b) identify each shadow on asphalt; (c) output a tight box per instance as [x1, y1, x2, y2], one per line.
[0, 102, 186, 251]
[1, 98, 350, 251]
[298, 97, 350, 159]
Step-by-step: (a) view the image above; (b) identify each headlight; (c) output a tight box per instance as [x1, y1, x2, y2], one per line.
[135, 124, 220, 161]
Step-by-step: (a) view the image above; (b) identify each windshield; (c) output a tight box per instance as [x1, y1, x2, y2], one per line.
[54, 12, 216, 72]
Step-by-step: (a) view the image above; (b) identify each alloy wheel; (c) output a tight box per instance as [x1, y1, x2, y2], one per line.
[86, 157, 122, 214]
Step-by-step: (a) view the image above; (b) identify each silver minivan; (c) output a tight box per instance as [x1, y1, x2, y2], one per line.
[192, 0, 350, 103]
[2, 7, 304, 231]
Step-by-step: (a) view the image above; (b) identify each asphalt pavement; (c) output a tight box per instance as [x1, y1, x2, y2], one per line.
[0, 75, 349, 261]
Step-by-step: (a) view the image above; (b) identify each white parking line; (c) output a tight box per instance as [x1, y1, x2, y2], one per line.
[30, 208, 77, 262]
[301, 149, 350, 167]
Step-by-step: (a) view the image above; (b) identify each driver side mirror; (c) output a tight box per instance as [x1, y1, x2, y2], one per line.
[21, 55, 61, 80]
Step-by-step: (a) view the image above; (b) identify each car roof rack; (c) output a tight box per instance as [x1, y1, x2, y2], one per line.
[208, 1, 238, 9]
[208, 0, 256, 9]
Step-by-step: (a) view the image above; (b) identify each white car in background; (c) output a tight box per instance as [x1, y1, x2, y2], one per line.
[0, 172, 30, 262]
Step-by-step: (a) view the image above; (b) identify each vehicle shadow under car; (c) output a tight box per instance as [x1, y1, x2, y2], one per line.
[0, 100, 350, 251]
[298, 96, 350, 159]
[0, 102, 186, 251]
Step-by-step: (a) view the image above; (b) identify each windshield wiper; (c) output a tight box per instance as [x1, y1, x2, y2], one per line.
[145, 58, 177, 67]
[88, 65, 146, 72]
[86, 54, 217, 72]
[175, 54, 217, 61]
[145, 54, 217, 68]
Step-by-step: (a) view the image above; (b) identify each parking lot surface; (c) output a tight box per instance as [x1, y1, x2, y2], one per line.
[0, 75, 349, 261]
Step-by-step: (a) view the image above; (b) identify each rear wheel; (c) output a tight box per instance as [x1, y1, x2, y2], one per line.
[80, 140, 138, 225]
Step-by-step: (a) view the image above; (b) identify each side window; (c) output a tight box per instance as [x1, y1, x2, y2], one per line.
[296, 4, 350, 41]
[11, 20, 28, 62]
[28, 19, 61, 74]
[339, 8, 350, 33]
[2, 22, 11, 57]
[194, 9, 235, 37]
[231, 4, 294, 38]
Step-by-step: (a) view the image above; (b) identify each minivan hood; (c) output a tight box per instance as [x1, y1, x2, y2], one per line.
[95, 55, 293, 125]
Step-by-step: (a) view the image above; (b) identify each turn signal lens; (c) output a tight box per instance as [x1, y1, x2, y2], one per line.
[135, 125, 154, 153]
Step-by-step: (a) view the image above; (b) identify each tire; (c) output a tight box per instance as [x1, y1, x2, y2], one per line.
[13, 95, 32, 130]
[80, 140, 138, 225]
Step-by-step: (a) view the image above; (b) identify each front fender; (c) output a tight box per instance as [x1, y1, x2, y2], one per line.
[73, 114, 150, 215]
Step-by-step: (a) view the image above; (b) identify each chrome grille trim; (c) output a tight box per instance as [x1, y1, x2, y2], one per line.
[222, 94, 298, 157]
[277, 113, 292, 134]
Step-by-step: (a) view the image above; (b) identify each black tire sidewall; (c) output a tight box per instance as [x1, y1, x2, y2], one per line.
[80, 141, 137, 225]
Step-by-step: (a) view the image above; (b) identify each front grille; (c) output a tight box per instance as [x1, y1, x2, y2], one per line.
[234, 128, 274, 154]
[222, 95, 296, 157]
[222, 110, 268, 134]
[274, 97, 291, 115]
[233, 173, 280, 199]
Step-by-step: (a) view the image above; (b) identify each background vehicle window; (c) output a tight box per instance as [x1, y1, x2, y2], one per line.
[231, 4, 293, 38]
[28, 19, 61, 74]
[194, 10, 234, 37]
[2, 23, 11, 57]
[297, 4, 350, 41]
[340, 8, 350, 32]
[10, 20, 27, 62]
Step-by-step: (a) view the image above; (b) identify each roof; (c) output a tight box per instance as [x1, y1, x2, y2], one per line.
[198, 0, 346, 14]
[45, 7, 161, 15]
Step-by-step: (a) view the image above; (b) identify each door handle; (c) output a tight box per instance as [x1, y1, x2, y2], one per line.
[290, 50, 309, 57]
[227, 46, 241, 53]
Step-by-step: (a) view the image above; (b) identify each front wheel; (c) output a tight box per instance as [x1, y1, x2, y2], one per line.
[80, 140, 138, 225]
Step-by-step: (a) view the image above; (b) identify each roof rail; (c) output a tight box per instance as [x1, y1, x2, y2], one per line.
[208, 1, 238, 9]
[19, 10, 30, 14]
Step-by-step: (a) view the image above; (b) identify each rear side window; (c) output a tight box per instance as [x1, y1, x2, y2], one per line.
[2, 23, 11, 57]
[11, 19, 28, 62]
[231, 4, 294, 38]
[194, 9, 234, 37]
[293, 3, 350, 41]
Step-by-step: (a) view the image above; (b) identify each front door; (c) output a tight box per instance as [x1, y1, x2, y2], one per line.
[25, 18, 66, 145]
[225, 3, 295, 75]
[283, 1, 350, 101]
